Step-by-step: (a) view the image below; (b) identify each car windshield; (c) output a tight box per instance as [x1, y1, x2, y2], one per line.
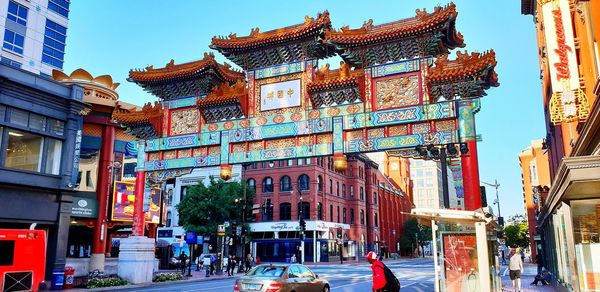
[248, 265, 286, 277]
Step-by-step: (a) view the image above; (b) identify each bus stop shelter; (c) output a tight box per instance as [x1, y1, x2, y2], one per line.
[411, 208, 501, 292]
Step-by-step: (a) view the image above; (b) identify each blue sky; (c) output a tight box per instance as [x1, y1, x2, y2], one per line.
[64, 1, 545, 219]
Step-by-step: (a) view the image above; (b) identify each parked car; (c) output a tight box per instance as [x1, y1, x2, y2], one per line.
[234, 264, 329, 292]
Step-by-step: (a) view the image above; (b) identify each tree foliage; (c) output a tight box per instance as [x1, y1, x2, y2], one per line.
[176, 178, 255, 235]
[504, 222, 529, 249]
[399, 218, 432, 256]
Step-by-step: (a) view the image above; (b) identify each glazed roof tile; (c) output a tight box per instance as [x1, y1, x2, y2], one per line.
[325, 3, 463, 47]
[308, 62, 364, 92]
[428, 50, 498, 83]
[128, 53, 244, 83]
[197, 80, 248, 108]
[112, 101, 163, 124]
[210, 12, 331, 51]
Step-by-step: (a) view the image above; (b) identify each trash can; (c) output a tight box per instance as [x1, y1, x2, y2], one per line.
[63, 266, 74, 289]
[50, 268, 64, 290]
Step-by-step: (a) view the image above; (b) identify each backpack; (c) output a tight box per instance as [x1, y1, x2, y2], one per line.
[381, 263, 401, 292]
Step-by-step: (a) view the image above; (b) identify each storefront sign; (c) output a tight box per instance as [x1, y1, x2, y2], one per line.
[111, 181, 161, 223]
[71, 197, 98, 218]
[249, 221, 350, 232]
[542, 0, 578, 92]
[185, 231, 196, 244]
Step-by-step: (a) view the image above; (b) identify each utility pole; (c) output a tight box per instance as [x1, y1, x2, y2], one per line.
[481, 180, 501, 218]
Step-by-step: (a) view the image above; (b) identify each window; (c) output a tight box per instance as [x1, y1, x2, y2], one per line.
[0, 240, 15, 266]
[298, 174, 309, 191]
[297, 159, 303, 166]
[342, 184, 346, 198]
[123, 162, 136, 178]
[317, 203, 322, 220]
[279, 203, 291, 220]
[360, 187, 364, 201]
[0, 105, 5, 121]
[337, 206, 340, 223]
[280, 176, 292, 192]
[343, 208, 347, 224]
[180, 186, 188, 202]
[374, 213, 378, 227]
[166, 211, 172, 227]
[252, 163, 257, 169]
[247, 178, 256, 191]
[330, 205, 333, 222]
[47, 0, 70, 18]
[350, 186, 354, 198]
[7, 1, 28, 26]
[336, 182, 339, 196]
[5, 129, 44, 172]
[85, 170, 92, 188]
[278, 160, 284, 167]
[329, 179, 332, 194]
[360, 209, 365, 225]
[298, 202, 310, 220]
[44, 138, 62, 174]
[43, 20, 67, 68]
[350, 208, 355, 224]
[317, 176, 323, 192]
[287, 159, 293, 166]
[262, 199, 273, 221]
[3, 30, 24, 54]
[305, 158, 311, 165]
[261, 162, 266, 168]
[262, 177, 273, 193]
[373, 192, 377, 204]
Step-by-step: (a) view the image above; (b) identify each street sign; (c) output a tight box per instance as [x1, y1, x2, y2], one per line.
[185, 231, 196, 244]
[217, 225, 225, 236]
[236, 226, 242, 236]
[196, 235, 203, 245]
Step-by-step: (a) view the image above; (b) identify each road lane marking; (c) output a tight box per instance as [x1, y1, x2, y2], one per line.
[330, 279, 372, 290]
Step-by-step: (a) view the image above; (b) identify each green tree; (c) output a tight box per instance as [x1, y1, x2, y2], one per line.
[400, 218, 432, 257]
[504, 222, 529, 249]
[176, 178, 255, 235]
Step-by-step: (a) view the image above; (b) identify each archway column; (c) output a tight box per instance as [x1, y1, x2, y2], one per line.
[458, 100, 482, 210]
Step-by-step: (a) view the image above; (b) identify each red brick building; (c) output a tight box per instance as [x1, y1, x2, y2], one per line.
[245, 154, 413, 263]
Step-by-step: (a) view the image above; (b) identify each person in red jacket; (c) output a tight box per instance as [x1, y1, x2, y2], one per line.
[366, 251, 387, 291]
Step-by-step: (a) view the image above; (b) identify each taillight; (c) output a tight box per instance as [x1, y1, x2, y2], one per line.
[265, 283, 282, 292]
[233, 280, 239, 291]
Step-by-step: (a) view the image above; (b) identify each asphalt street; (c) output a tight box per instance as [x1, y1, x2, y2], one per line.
[111, 257, 434, 292]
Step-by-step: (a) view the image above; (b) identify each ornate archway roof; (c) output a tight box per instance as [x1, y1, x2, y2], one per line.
[197, 80, 248, 122]
[112, 102, 164, 139]
[128, 52, 245, 99]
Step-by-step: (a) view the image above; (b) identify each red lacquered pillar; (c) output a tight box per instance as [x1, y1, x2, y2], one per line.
[92, 125, 115, 255]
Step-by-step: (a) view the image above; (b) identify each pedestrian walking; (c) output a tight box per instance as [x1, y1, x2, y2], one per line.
[227, 255, 236, 276]
[366, 251, 402, 292]
[195, 256, 201, 271]
[245, 253, 253, 272]
[179, 253, 188, 275]
[210, 254, 216, 275]
[509, 248, 524, 292]
[202, 256, 211, 277]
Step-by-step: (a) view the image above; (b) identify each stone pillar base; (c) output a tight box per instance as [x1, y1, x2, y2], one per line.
[89, 253, 105, 272]
[117, 236, 155, 284]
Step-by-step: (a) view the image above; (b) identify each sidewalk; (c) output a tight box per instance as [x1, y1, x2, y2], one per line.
[68, 268, 241, 291]
[500, 263, 559, 292]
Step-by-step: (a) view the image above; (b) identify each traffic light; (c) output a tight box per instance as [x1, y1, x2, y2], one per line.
[337, 227, 342, 239]
[299, 218, 306, 232]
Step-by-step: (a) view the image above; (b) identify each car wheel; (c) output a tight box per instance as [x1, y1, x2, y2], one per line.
[323, 285, 330, 292]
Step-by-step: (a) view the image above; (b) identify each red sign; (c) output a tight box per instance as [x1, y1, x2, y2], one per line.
[112, 181, 161, 223]
[442, 233, 478, 292]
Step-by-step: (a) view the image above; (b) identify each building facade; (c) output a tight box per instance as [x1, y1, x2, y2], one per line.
[409, 159, 462, 209]
[1, 0, 70, 76]
[518, 139, 550, 260]
[522, 0, 600, 290]
[245, 154, 413, 263]
[0, 63, 86, 281]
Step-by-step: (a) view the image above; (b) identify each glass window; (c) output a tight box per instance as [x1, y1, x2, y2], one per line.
[298, 174, 309, 191]
[47, 0, 70, 18]
[350, 208, 355, 224]
[297, 159, 303, 166]
[43, 20, 67, 69]
[360, 187, 364, 200]
[337, 206, 340, 223]
[330, 205, 333, 222]
[5, 129, 43, 172]
[373, 192, 377, 204]
[317, 176, 322, 192]
[0, 240, 15, 266]
[342, 184, 346, 198]
[360, 209, 365, 225]
[343, 208, 347, 224]
[3, 29, 24, 54]
[44, 138, 62, 174]
[7, 1, 28, 26]
[48, 119, 64, 135]
[123, 162, 136, 178]
[317, 203, 322, 220]
[350, 186, 354, 198]
[329, 179, 332, 194]
[374, 213, 378, 227]
[336, 182, 339, 196]
[287, 159, 293, 166]
[262, 177, 273, 193]
[280, 176, 292, 192]
[29, 113, 47, 131]
[247, 178, 256, 191]
[279, 203, 291, 220]
[0, 105, 5, 121]
[9, 108, 28, 127]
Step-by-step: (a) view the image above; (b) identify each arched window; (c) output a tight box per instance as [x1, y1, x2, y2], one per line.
[336, 182, 339, 196]
[317, 176, 323, 192]
[337, 206, 340, 223]
[280, 176, 292, 192]
[279, 203, 291, 220]
[317, 203, 323, 220]
[166, 211, 172, 227]
[298, 202, 310, 219]
[360, 209, 365, 225]
[330, 204, 333, 222]
[342, 184, 346, 198]
[343, 208, 347, 224]
[350, 208, 355, 224]
[373, 192, 378, 204]
[350, 186, 354, 198]
[262, 177, 273, 193]
[247, 178, 256, 191]
[298, 174, 310, 191]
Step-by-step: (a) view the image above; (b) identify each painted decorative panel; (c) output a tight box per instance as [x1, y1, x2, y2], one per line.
[249, 141, 263, 151]
[346, 130, 363, 142]
[145, 155, 220, 171]
[164, 134, 198, 149]
[333, 117, 344, 154]
[164, 150, 177, 160]
[374, 74, 420, 110]
[254, 61, 304, 79]
[435, 120, 456, 132]
[370, 58, 422, 78]
[266, 138, 295, 149]
[200, 131, 221, 146]
[412, 123, 430, 134]
[208, 146, 221, 156]
[170, 108, 199, 135]
[232, 143, 246, 153]
[317, 134, 332, 144]
[167, 96, 199, 109]
[193, 147, 206, 157]
[298, 136, 310, 145]
[368, 128, 385, 139]
[178, 148, 192, 158]
[388, 125, 408, 136]
[148, 152, 161, 161]
[346, 130, 456, 153]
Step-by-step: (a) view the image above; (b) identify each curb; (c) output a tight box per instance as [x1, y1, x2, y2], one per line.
[71, 274, 241, 291]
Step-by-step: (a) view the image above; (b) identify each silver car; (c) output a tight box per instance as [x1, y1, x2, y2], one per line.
[234, 264, 330, 292]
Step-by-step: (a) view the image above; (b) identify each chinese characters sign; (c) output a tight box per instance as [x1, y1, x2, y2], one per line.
[260, 79, 301, 111]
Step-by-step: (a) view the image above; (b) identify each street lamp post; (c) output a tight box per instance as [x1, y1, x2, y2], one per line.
[481, 180, 501, 218]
